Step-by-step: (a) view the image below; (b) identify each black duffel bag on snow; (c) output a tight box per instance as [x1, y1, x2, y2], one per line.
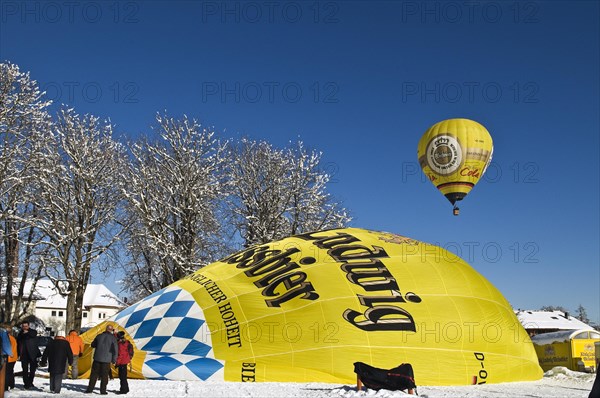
[354, 362, 417, 394]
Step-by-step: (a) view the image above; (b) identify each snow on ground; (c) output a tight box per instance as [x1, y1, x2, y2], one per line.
[4, 366, 596, 398]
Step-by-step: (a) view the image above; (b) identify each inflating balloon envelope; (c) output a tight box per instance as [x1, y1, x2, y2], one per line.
[417, 118, 494, 215]
[79, 228, 541, 385]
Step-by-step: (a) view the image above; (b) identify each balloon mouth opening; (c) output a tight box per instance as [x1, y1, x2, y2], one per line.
[445, 193, 466, 205]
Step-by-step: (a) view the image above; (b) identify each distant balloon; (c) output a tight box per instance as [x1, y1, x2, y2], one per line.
[417, 118, 493, 215]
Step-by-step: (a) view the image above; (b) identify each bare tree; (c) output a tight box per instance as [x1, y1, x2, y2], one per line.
[225, 139, 351, 247]
[121, 113, 228, 298]
[286, 141, 351, 235]
[0, 62, 52, 323]
[33, 107, 126, 332]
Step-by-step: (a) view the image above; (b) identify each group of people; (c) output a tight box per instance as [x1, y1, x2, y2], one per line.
[0, 321, 40, 393]
[86, 324, 134, 395]
[0, 322, 133, 396]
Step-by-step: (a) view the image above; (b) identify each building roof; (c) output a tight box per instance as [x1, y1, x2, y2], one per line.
[33, 279, 125, 310]
[515, 310, 592, 331]
[82, 284, 125, 308]
[0, 281, 45, 301]
[531, 329, 598, 345]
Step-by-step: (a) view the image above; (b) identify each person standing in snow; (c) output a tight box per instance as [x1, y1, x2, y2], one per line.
[40, 333, 73, 394]
[590, 372, 600, 398]
[115, 331, 134, 395]
[109, 329, 119, 381]
[1, 324, 17, 392]
[0, 325, 13, 397]
[16, 321, 41, 389]
[85, 324, 118, 395]
[65, 329, 84, 379]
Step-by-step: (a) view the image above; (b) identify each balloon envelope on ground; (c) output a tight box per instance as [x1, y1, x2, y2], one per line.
[80, 228, 541, 385]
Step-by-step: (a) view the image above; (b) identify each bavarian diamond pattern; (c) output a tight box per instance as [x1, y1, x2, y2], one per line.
[112, 286, 223, 380]
[142, 354, 224, 381]
[144, 355, 183, 377]
[164, 301, 194, 317]
[173, 318, 204, 339]
[123, 307, 151, 328]
[143, 336, 170, 353]
[182, 340, 211, 357]
[135, 318, 162, 338]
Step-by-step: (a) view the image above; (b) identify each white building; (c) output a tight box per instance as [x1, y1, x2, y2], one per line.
[33, 279, 126, 335]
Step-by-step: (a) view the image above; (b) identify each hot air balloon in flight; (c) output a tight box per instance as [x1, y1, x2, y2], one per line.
[78, 228, 541, 385]
[417, 118, 493, 215]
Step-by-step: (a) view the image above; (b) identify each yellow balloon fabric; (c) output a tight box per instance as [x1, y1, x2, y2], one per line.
[417, 118, 494, 206]
[81, 228, 541, 385]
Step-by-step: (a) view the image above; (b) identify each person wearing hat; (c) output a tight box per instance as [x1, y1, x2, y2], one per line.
[85, 324, 118, 395]
[115, 331, 134, 395]
[40, 333, 73, 394]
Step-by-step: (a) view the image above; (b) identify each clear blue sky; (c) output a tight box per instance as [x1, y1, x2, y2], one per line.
[1, 1, 598, 323]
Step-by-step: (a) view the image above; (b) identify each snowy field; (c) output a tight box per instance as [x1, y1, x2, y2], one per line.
[4, 366, 596, 398]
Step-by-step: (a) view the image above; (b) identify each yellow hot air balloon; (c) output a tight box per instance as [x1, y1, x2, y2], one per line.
[79, 228, 542, 385]
[417, 118, 493, 215]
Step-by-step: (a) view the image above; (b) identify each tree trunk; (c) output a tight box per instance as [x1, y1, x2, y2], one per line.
[65, 264, 90, 333]
[73, 275, 86, 331]
[12, 221, 38, 323]
[2, 218, 19, 323]
[65, 288, 79, 333]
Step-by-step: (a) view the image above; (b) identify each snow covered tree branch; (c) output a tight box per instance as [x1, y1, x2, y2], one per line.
[0, 62, 53, 324]
[32, 107, 127, 332]
[121, 113, 229, 298]
[3, 63, 353, 309]
[225, 139, 351, 247]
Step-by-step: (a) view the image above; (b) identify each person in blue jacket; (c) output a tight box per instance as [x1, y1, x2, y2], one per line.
[1, 325, 13, 398]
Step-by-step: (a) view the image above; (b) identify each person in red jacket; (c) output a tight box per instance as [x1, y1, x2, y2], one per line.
[115, 331, 134, 395]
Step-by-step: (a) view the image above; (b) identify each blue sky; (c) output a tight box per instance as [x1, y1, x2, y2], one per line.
[1, 1, 598, 323]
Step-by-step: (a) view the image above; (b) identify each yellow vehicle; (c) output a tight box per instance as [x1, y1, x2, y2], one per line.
[532, 329, 600, 372]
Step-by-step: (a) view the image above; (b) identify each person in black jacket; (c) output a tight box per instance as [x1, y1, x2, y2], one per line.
[16, 322, 41, 389]
[589, 372, 600, 398]
[40, 334, 73, 394]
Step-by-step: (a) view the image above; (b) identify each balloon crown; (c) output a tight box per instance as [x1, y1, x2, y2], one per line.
[433, 136, 450, 146]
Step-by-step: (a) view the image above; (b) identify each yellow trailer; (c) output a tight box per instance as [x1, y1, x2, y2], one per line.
[532, 329, 600, 372]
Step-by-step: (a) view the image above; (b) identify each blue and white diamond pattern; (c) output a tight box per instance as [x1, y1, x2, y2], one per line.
[113, 286, 224, 381]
